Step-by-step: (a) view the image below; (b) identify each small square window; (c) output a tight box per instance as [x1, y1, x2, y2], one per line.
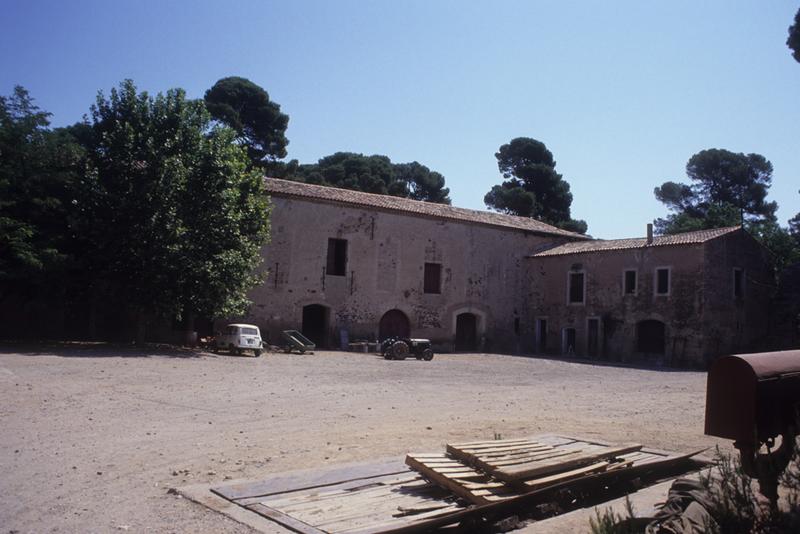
[623, 270, 637, 295]
[423, 263, 442, 294]
[568, 271, 585, 304]
[655, 268, 670, 295]
[326, 238, 348, 276]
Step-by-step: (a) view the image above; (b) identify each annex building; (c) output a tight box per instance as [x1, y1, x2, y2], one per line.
[231, 178, 774, 367]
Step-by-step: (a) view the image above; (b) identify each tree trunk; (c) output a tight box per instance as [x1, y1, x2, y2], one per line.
[182, 307, 197, 347]
[135, 308, 147, 345]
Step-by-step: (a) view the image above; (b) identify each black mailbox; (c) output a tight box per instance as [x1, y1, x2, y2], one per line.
[705, 350, 800, 447]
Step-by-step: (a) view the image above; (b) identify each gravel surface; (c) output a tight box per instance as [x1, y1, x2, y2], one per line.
[0, 345, 726, 533]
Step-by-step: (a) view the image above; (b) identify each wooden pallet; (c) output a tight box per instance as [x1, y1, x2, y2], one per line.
[208, 436, 705, 533]
[405, 453, 517, 504]
[406, 435, 641, 503]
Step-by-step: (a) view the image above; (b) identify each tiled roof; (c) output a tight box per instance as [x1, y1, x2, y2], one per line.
[263, 177, 589, 239]
[532, 226, 742, 257]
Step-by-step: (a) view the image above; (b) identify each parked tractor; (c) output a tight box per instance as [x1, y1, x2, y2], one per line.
[381, 337, 434, 361]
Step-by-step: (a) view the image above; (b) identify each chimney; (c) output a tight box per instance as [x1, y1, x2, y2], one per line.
[646, 223, 653, 244]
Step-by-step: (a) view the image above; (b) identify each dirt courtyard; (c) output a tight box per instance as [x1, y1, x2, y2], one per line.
[0, 346, 726, 533]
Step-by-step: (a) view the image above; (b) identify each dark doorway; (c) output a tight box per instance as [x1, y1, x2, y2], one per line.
[455, 313, 478, 351]
[302, 305, 329, 347]
[379, 309, 410, 340]
[536, 319, 548, 353]
[587, 318, 600, 358]
[562, 328, 576, 355]
[637, 320, 666, 354]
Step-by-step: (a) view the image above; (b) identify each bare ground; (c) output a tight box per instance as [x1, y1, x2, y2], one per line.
[0, 346, 726, 533]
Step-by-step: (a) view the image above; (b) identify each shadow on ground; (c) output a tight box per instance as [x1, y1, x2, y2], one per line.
[0, 341, 210, 358]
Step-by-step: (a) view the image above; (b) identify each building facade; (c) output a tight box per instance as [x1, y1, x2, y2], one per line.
[528, 227, 774, 367]
[228, 179, 775, 367]
[239, 178, 586, 352]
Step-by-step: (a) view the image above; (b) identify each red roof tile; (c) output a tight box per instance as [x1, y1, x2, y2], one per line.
[263, 177, 589, 239]
[531, 226, 742, 257]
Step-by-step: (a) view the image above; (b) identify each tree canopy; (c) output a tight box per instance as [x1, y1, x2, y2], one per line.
[788, 8, 800, 63]
[483, 137, 587, 234]
[654, 148, 800, 272]
[653, 148, 777, 234]
[286, 152, 451, 204]
[0, 86, 84, 299]
[78, 80, 270, 335]
[204, 76, 289, 166]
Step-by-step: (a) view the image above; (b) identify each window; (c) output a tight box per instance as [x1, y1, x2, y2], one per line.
[326, 238, 348, 276]
[733, 268, 744, 299]
[623, 270, 637, 295]
[423, 262, 442, 294]
[568, 271, 585, 304]
[655, 268, 670, 296]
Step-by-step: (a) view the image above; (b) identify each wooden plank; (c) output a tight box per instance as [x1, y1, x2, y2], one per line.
[473, 448, 583, 468]
[520, 461, 609, 490]
[405, 454, 490, 504]
[234, 473, 420, 506]
[448, 437, 543, 448]
[447, 442, 552, 455]
[245, 503, 327, 534]
[213, 458, 409, 501]
[491, 443, 643, 481]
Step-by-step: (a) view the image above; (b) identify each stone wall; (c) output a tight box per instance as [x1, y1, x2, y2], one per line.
[235, 195, 570, 352]
[700, 231, 774, 361]
[529, 244, 708, 366]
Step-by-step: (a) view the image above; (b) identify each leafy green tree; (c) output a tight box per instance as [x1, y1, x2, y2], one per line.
[80, 80, 269, 340]
[0, 86, 84, 300]
[204, 76, 289, 166]
[484, 137, 587, 234]
[789, 190, 800, 246]
[288, 152, 451, 204]
[394, 162, 450, 204]
[788, 8, 800, 63]
[654, 148, 777, 234]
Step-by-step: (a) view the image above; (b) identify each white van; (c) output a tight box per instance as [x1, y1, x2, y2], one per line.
[215, 324, 263, 357]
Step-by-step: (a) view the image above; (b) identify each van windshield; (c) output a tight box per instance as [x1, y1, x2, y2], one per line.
[242, 327, 259, 336]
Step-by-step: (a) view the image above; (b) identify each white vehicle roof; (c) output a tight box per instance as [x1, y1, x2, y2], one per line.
[225, 323, 260, 329]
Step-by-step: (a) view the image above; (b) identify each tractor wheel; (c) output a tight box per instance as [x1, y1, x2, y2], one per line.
[422, 348, 434, 361]
[391, 341, 409, 360]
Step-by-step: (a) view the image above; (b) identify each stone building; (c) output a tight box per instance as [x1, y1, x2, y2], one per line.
[528, 226, 774, 367]
[229, 179, 775, 367]
[240, 178, 587, 352]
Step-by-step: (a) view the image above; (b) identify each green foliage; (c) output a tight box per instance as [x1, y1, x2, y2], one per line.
[0, 86, 84, 297]
[748, 219, 800, 274]
[654, 148, 777, 234]
[697, 445, 800, 533]
[789, 8, 800, 63]
[654, 149, 799, 271]
[588, 445, 800, 533]
[204, 76, 289, 166]
[286, 152, 451, 204]
[484, 137, 587, 234]
[589, 497, 638, 534]
[80, 80, 270, 324]
[789, 190, 800, 248]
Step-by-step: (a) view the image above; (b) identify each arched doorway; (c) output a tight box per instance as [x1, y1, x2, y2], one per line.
[302, 304, 329, 347]
[455, 313, 478, 351]
[636, 320, 665, 354]
[379, 309, 410, 340]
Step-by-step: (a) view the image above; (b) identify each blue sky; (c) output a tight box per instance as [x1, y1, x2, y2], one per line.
[2, 1, 799, 238]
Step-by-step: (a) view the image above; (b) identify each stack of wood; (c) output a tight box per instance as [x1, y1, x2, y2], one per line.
[406, 435, 645, 504]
